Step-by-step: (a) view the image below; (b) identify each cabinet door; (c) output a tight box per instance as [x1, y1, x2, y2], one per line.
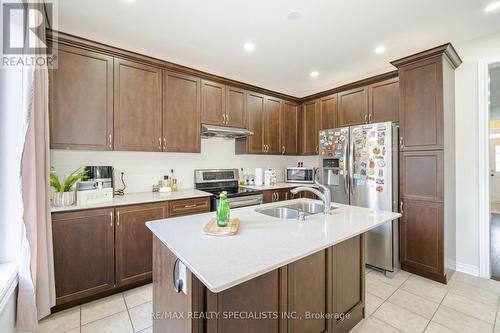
[114, 59, 162, 151]
[168, 197, 211, 217]
[368, 78, 399, 123]
[337, 87, 368, 127]
[50, 45, 113, 150]
[262, 190, 274, 203]
[332, 235, 365, 333]
[52, 208, 115, 305]
[246, 92, 265, 154]
[163, 71, 201, 152]
[400, 151, 444, 202]
[201, 80, 226, 126]
[288, 249, 331, 333]
[226, 86, 246, 128]
[276, 189, 289, 202]
[115, 203, 167, 287]
[301, 100, 318, 155]
[400, 199, 444, 277]
[399, 57, 443, 150]
[318, 94, 337, 130]
[282, 101, 299, 155]
[265, 97, 282, 154]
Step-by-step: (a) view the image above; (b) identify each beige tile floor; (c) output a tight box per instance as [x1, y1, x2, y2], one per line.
[37, 269, 500, 333]
[37, 284, 152, 333]
[353, 269, 500, 333]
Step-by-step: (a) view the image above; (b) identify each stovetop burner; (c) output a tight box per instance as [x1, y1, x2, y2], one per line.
[194, 169, 262, 198]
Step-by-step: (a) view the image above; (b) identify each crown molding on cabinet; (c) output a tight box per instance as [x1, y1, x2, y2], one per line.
[390, 43, 462, 69]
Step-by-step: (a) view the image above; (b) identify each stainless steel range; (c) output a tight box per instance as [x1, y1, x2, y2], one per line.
[194, 169, 263, 210]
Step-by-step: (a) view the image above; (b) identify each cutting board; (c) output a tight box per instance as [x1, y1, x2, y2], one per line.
[203, 218, 240, 236]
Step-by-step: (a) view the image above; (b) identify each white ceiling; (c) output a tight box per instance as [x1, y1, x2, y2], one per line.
[57, 0, 500, 97]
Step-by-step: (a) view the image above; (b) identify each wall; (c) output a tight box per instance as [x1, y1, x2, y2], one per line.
[0, 288, 17, 333]
[50, 138, 319, 193]
[455, 30, 500, 275]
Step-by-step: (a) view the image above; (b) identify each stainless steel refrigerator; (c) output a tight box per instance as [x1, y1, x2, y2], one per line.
[318, 122, 399, 275]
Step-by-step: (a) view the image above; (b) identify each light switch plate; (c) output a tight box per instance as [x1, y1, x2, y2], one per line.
[179, 261, 187, 294]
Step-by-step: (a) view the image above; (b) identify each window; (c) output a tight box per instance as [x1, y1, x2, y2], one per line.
[495, 145, 500, 172]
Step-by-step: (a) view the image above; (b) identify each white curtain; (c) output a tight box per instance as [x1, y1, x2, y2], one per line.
[16, 1, 55, 331]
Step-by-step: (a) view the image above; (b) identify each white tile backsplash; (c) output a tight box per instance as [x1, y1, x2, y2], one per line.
[50, 138, 319, 193]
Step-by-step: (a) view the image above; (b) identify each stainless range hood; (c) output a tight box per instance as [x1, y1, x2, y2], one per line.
[201, 124, 253, 139]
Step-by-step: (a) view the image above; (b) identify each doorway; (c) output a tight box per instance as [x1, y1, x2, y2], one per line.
[489, 63, 500, 280]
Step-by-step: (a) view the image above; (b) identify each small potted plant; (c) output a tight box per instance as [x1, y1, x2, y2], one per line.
[50, 168, 86, 207]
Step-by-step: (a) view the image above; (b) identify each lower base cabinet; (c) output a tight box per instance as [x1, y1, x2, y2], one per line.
[51, 196, 210, 310]
[153, 234, 365, 333]
[262, 188, 317, 203]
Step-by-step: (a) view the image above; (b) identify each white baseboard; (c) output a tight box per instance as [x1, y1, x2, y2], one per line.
[456, 262, 480, 276]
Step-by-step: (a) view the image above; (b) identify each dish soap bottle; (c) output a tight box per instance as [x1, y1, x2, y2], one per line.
[217, 191, 230, 227]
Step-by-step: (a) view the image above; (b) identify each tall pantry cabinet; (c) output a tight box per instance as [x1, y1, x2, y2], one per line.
[391, 44, 461, 283]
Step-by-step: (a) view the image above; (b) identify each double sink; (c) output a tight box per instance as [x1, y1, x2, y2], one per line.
[256, 201, 334, 219]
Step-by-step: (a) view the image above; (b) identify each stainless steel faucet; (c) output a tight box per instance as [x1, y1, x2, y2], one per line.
[290, 180, 332, 215]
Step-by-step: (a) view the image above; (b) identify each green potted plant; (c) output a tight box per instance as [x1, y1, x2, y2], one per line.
[50, 168, 86, 207]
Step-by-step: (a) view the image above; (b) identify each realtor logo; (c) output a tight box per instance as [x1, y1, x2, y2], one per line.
[1, 0, 57, 67]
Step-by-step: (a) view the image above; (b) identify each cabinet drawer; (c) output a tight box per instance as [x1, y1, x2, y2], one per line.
[168, 197, 210, 217]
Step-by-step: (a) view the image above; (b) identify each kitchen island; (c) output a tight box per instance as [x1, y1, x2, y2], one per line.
[146, 199, 400, 333]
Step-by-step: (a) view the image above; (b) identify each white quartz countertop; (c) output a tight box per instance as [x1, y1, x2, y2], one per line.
[242, 182, 318, 191]
[51, 189, 212, 213]
[146, 199, 401, 293]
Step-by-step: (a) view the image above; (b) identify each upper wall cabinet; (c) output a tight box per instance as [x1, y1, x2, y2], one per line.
[398, 57, 444, 151]
[241, 92, 265, 154]
[226, 86, 246, 128]
[49, 44, 113, 150]
[201, 79, 226, 126]
[301, 100, 319, 155]
[318, 94, 337, 130]
[282, 101, 299, 155]
[368, 77, 399, 123]
[337, 87, 369, 127]
[163, 71, 201, 153]
[265, 96, 282, 154]
[114, 59, 163, 151]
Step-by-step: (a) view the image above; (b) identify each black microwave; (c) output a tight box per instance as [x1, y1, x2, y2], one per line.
[285, 167, 315, 184]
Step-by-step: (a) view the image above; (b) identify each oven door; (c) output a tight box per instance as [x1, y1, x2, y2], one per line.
[286, 168, 315, 183]
[223, 194, 263, 209]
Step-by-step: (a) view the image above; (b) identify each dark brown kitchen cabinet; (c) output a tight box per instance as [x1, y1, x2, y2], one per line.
[265, 96, 282, 154]
[400, 199, 444, 280]
[240, 92, 265, 154]
[397, 57, 444, 151]
[332, 234, 365, 332]
[168, 197, 210, 217]
[163, 71, 201, 153]
[368, 78, 399, 123]
[52, 208, 115, 305]
[114, 58, 163, 151]
[282, 101, 299, 155]
[318, 94, 337, 130]
[288, 249, 331, 333]
[400, 151, 444, 202]
[392, 44, 461, 283]
[301, 100, 319, 155]
[226, 86, 246, 128]
[115, 203, 167, 287]
[262, 189, 289, 203]
[201, 80, 226, 126]
[49, 44, 113, 150]
[337, 87, 368, 127]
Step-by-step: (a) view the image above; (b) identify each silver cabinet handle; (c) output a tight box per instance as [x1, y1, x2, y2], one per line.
[226, 113, 229, 124]
[116, 211, 120, 227]
[369, 113, 372, 122]
[315, 145, 319, 154]
[263, 144, 266, 153]
[282, 145, 285, 155]
[108, 133, 112, 147]
[400, 201, 404, 214]
[223, 114, 226, 124]
[158, 137, 162, 151]
[163, 137, 166, 150]
[184, 204, 197, 208]
[400, 137, 404, 149]
[109, 211, 113, 227]
[364, 114, 368, 123]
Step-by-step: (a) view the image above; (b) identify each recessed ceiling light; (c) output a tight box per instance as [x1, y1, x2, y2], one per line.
[485, 1, 500, 12]
[243, 42, 255, 52]
[287, 11, 301, 20]
[123, 0, 135, 4]
[310, 71, 319, 78]
[374, 46, 387, 54]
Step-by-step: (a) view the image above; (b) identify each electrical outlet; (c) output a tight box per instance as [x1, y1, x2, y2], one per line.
[179, 261, 187, 294]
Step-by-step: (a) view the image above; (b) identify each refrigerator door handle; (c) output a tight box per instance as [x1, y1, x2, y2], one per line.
[349, 130, 355, 196]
